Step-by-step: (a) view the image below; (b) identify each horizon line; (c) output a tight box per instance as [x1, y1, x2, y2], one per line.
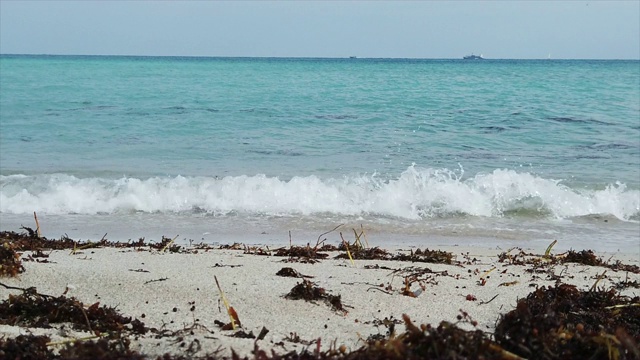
[1, 53, 639, 61]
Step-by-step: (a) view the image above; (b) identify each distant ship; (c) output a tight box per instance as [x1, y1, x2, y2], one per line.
[463, 54, 484, 60]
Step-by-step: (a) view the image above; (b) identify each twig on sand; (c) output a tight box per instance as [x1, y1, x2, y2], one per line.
[315, 224, 343, 250]
[33, 212, 41, 238]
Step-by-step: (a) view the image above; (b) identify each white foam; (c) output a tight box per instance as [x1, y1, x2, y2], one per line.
[1, 166, 638, 221]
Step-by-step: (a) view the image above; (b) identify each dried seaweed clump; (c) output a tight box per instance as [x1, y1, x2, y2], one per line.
[0, 334, 51, 359]
[0, 334, 148, 360]
[346, 315, 511, 359]
[0, 242, 24, 277]
[285, 279, 345, 313]
[274, 246, 329, 263]
[495, 284, 640, 359]
[563, 250, 640, 274]
[563, 249, 603, 266]
[0, 229, 78, 251]
[392, 248, 455, 264]
[335, 245, 390, 260]
[0, 286, 147, 336]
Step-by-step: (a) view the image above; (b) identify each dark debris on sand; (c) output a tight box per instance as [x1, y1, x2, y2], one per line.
[495, 283, 640, 359]
[0, 241, 25, 277]
[285, 280, 345, 313]
[0, 229, 187, 253]
[498, 247, 640, 275]
[0, 285, 147, 336]
[391, 248, 455, 264]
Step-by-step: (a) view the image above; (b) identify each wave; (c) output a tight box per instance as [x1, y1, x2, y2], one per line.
[1, 166, 638, 221]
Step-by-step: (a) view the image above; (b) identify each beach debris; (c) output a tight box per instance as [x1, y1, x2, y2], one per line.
[274, 245, 329, 263]
[285, 279, 346, 313]
[494, 283, 640, 359]
[276, 267, 313, 278]
[544, 239, 558, 257]
[477, 267, 496, 286]
[0, 241, 24, 277]
[243, 244, 271, 256]
[144, 277, 168, 285]
[0, 334, 52, 359]
[273, 225, 344, 263]
[0, 283, 147, 336]
[33, 211, 42, 238]
[214, 275, 241, 330]
[219, 242, 244, 250]
[500, 246, 640, 275]
[391, 248, 455, 264]
[160, 235, 179, 253]
[349, 314, 522, 360]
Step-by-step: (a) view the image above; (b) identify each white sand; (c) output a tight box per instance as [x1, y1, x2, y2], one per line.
[1, 243, 639, 357]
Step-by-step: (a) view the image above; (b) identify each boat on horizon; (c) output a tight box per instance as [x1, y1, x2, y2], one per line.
[463, 54, 484, 60]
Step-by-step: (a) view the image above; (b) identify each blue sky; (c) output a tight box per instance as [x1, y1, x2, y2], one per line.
[1, 1, 638, 59]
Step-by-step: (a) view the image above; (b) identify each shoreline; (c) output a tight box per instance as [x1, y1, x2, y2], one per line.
[1, 229, 639, 358]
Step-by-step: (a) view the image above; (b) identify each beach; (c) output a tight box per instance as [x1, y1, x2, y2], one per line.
[1, 55, 639, 358]
[2, 229, 639, 358]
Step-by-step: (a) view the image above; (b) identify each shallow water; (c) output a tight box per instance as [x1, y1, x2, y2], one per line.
[1, 55, 638, 251]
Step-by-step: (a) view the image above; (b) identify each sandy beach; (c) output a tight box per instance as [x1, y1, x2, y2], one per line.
[1, 229, 639, 359]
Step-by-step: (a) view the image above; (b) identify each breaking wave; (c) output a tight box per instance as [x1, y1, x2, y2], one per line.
[1, 166, 638, 221]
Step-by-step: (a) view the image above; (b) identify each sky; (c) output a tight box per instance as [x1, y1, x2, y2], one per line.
[1, 1, 639, 59]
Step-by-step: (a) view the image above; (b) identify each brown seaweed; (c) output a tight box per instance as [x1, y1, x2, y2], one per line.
[494, 283, 640, 359]
[0, 284, 147, 336]
[0, 334, 52, 359]
[284, 280, 345, 313]
[391, 248, 455, 264]
[276, 267, 313, 278]
[0, 241, 24, 277]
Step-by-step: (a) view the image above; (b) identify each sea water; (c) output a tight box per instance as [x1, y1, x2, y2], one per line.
[1, 55, 639, 252]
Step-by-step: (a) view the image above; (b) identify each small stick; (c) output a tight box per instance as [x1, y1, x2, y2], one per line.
[315, 224, 343, 250]
[604, 303, 640, 310]
[481, 267, 496, 278]
[544, 240, 558, 258]
[590, 270, 607, 292]
[352, 228, 364, 249]
[74, 300, 93, 334]
[479, 294, 499, 305]
[340, 232, 355, 267]
[360, 224, 369, 248]
[46, 335, 101, 347]
[214, 275, 237, 330]
[34, 211, 41, 238]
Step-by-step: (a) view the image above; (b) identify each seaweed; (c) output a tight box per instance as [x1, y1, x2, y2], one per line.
[499, 247, 640, 275]
[563, 249, 603, 266]
[276, 267, 313, 278]
[0, 241, 24, 277]
[57, 337, 146, 359]
[334, 246, 390, 260]
[284, 280, 345, 313]
[342, 314, 516, 360]
[0, 284, 147, 336]
[0, 229, 78, 251]
[0, 334, 52, 359]
[494, 283, 640, 359]
[391, 248, 455, 264]
[274, 245, 329, 262]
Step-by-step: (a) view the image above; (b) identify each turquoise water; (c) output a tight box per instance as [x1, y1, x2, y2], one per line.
[1, 55, 639, 250]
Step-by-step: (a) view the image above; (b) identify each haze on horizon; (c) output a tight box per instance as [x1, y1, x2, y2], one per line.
[1, 1, 639, 60]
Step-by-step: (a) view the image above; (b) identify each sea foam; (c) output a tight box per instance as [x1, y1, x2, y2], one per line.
[1, 166, 638, 221]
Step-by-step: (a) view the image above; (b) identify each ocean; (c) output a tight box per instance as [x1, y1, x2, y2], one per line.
[1, 55, 639, 252]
